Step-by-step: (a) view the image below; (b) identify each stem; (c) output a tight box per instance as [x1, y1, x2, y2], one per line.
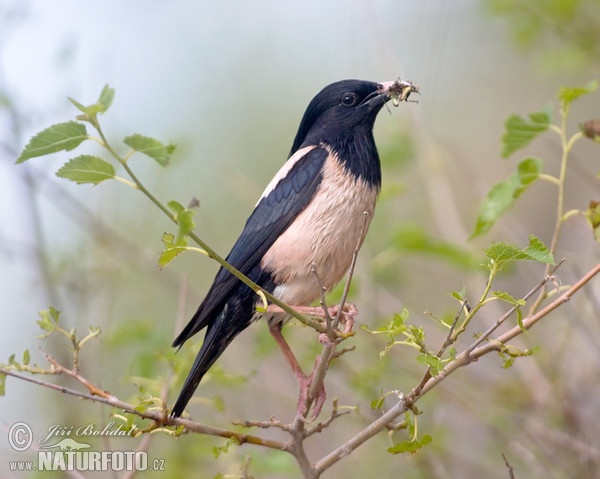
[528, 106, 576, 315]
[451, 262, 498, 340]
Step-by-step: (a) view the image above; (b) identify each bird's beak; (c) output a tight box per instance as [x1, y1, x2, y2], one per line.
[378, 79, 420, 105]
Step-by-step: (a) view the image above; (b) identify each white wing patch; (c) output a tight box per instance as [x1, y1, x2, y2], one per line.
[257, 145, 317, 205]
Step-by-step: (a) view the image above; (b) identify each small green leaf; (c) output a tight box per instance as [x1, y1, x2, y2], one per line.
[56, 155, 116, 184]
[370, 395, 385, 410]
[492, 291, 526, 306]
[123, 133, 175, 166]
[498, 345, 537, 369]
[516, 156, 543, 190]
[558, 80, 597, 108]
[361, 310, 409, 336]
[0, 372, 6, 396]
[522, 235, 554, 264]
[68, 84, 115, 118]
[22, 349, 30, 366]
[502, 108, 551, 158]
[158, 246, 187, 268]
[387, 434, 432, 454]
[167, 200, 196, 243]
[516, 307, 525, 331]
[37, 307, 60, 338]
[417, 353, 443, 376]
[68, 97, 88, 114]
[450, 287, 466, 302]
[586, 201, 600, 243]
[485, 235, 554, 267]
[161, 232, 176, 249]
[98, 84, 115, 112]
[16, 121, 88, 163]
[212, 437, 240, 458]
[471, 157, 543, 238]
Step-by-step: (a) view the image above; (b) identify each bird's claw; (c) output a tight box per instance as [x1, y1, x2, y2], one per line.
[296, 371, 327, 421]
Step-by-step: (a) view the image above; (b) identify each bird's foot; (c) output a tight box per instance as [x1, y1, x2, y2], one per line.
[295, 367, 327, 421]
[325, 303, 357, 332]
[268, 302, 357, 334]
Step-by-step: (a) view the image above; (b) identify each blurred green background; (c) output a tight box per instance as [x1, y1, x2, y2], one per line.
[1, 0, 599, 477]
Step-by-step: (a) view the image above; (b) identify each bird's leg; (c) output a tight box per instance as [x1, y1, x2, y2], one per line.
[268, 322, 326, 419]
[268, 322, 305, 380]
[266, 302, 359, 419]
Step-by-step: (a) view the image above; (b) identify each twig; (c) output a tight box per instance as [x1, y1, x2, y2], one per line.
[502, 453, 515, 479]
[314, 261, 600, 474]
[465, 258, 565, 355]
[0, 368, 287, 451]
[470, 262, 600, 359]
[411, 299, 467, 398]
[305, 399, 350, 437]
[44, 351, 111, 399]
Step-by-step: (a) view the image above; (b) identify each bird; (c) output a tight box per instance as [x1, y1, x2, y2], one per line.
[170, 78, 414, 418]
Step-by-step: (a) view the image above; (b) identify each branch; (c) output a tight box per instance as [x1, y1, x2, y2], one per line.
[314, 261, 600, 474]
[0, 366, 287, 451]
[470, 261, 600, 359]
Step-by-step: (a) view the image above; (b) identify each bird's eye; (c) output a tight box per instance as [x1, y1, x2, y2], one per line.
[341, 93, 357, 106]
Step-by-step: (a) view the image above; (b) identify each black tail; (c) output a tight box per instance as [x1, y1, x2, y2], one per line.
[170, 300, 253, 418]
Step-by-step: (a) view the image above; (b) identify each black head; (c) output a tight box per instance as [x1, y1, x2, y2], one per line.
[289, 79, 391, 156]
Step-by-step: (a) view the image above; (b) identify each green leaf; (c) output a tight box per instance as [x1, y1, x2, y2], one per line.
[417, 353, 444, 376]
[98, 84, 115, 112]
[388, 434, 432, 454]
[558, 80, 597, 108]
[22, 349, 30, 366]
[68, 97, 88, 114]
[68, 84, 115, 117]
[158, 234, 187, 268]
[450, 287, 466, 302]
[16, 121, 88, 163]
[37, 307, 60, 338]
[56, 155, 116, 184]
[471, 157, 543, 238]
[361, 309, 409, 336]
[498, 345, 537, 369]
[0, 372, 6, 396]
[586, 201, 600, 243]
[492, 291, 526, 307]
[485, 235, 554, 268]
[370, 395, 386, 411]
[167, 200, 196, 243]
[212, 437, 240, 458]
[493, 291, 526, 330]
[501, 108, 551, 158]
[123, 133, 175, 166]
[521, 235, 554, 263]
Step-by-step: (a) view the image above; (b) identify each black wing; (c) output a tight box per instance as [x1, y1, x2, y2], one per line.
[173, 146, 328, 346]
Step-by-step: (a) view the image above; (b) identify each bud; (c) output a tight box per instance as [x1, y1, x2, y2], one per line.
[580, 119, 600, 140]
